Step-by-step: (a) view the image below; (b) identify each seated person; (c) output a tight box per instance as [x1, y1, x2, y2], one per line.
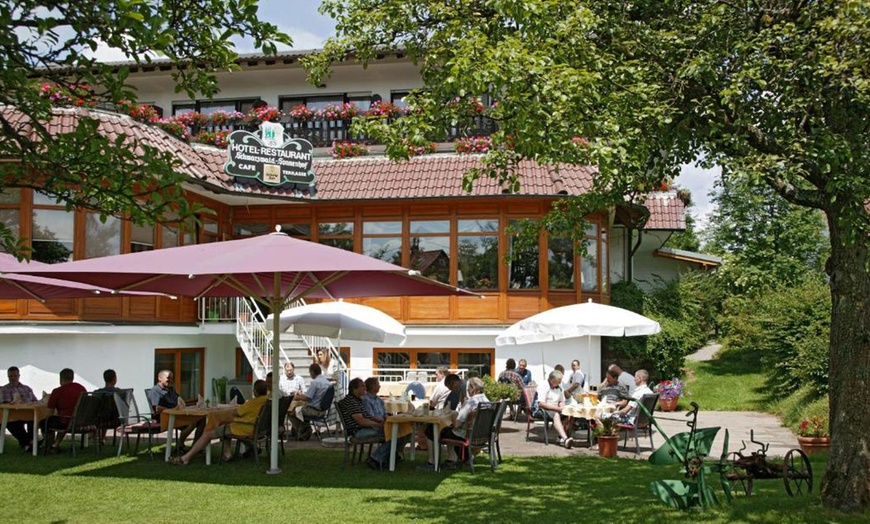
[613, 369, 654, 423]
[147, 370, 205, 451]
[429, 371, 460, 410]
[536, 370, 574, 449]
[607, 364, 636, 396]
[171, 380, 269, 465]
[598, 368, 629, 405]
[337, 378, 411, 470]
[93, 369, 122, 395]
[279, 362, 305, 398]
[44, 368, 87, 452]
[516, 359, 533, 386]
[362, 377, 387, 423]
[424, 376, 490, 468]
[1, 366, 38, 452]
[287, 363, 331, 441]
[497, 359, 524, 390]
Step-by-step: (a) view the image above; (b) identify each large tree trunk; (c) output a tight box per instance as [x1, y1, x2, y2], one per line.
[821, 206, 870, 511]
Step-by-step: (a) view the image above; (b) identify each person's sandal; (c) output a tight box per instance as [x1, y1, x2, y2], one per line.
[169, 456, 188, 466]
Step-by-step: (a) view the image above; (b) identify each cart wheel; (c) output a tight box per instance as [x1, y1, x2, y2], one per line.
[721, 452, 754, 497]
[783, 448, 813, 496]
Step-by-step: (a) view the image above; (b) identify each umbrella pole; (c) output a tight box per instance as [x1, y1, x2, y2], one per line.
[267, 275, 282, 474]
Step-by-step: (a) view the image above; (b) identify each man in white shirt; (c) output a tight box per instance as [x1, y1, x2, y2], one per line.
[563, 359, 587, 403]
[279, 362, 305, 398]
[536, 370, 574, 448]
[615, 369, 654, 423]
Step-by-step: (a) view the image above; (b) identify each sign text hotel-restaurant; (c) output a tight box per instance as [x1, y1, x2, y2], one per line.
[224, 122, 315, 188]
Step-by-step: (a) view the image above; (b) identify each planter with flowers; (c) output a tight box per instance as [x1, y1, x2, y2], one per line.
[208, 110, 245, 127]
[125, 103, 161, 124]
[592, 417, 620, 458]
[454, 136, 492, 154]
[364, 101, 406, 119]
[39, 83, 95, 108]
[403, 138, 437, 157]
[796, 416, 830, 455]
[245, 105, 282, 125]
[287, 104, 315, 122]
[331, 140, 369, 159]
[317, 103, 360, 121]
[655, 378, 685, 412]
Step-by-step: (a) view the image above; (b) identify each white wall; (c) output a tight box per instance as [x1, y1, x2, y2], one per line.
[344, 329, 602, 386]
[0, 330, 239, 413]
[609, 227, 699, 292]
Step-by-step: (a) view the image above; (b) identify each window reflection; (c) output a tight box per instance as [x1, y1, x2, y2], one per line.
[410, 220, 450, 283]
[84, 213, 121, 259]
[457, 219, 499, 290]
[32, 209, 74, 263]
[547, 236, 574, 290]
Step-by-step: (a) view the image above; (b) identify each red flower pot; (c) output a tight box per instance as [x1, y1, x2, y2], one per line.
[797, 436, 830, 455]
[597, 435, 619, 458]
[658, 397, 679, 412]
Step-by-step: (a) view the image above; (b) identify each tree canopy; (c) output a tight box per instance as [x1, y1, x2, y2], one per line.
[307, 0, 869, 511]
[0, 0, 291, 255]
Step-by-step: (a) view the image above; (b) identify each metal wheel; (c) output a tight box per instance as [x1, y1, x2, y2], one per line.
[783, 448, 813, 496]
[721, 452, 754, 497]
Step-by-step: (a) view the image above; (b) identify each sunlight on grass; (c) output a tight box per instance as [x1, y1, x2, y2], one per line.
[684, 346, 769, 411]
[0, 447, 866, 523]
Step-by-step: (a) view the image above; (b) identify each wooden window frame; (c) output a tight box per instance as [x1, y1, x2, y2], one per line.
[373, 348, 494, 377]
[155, 347, 205, 402]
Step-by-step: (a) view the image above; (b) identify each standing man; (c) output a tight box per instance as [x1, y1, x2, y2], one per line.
[147, 370, 204, 452]
[1, 366, 38, 452]
[287, 363, 331, 441]
[516, 359, 533, 386]
[608, 364, 636, 396]
[278, 362, 305, 398]
[45, 368, 87, 452]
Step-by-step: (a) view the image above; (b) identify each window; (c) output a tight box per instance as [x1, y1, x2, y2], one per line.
[410, 220, 450, 283]
[374, 348, 494, 377]
[457, 219, 499, 290]
[84, 212, 121, 259]
[278, 222, 311, 238]
[130, 223, 155, 253]
[318, 222, 354, 251]
[233, 223, 271, 238]
[235, 348, 254, 380]
[161, 213, 195, 248]
[391, 91, 411, 109]
[154, 348, 204, 402]
[363, 221, 402, 265]
[0, 189, 21, 254]
[581, 222, 599, 292]
[173, 98, 260, 115]
[548, 235, 575, 290]
[508, 219, 540, 289]
[31, 191, 74, 263]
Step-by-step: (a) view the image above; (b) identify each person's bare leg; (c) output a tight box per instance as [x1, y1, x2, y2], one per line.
[179, 428, 216, 464]
[553, 415, 568, 440]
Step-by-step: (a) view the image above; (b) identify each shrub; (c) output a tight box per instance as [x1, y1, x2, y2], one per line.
[646, 316, 697, 380]
[482, 375, 520, 401]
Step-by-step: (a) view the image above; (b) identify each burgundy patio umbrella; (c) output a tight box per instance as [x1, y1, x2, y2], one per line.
[11, 230, 474, 473]
[0, 253, 157, 301]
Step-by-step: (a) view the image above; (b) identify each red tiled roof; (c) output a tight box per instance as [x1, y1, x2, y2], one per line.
[2, 107, 687, 230]
[643, 191, 687, 230]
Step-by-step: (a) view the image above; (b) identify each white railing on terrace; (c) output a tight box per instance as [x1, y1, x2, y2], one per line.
[198, 297, 239, 323]
[351, 369, 469, 382]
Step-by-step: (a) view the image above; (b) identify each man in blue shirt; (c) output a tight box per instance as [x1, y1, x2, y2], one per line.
[288, 364, 331, 441]
[362, 377, 387, 423]
[516, 358, 533, 386]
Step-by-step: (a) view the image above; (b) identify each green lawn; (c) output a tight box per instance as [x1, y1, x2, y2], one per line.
[0, 443, 864, 523]
[682, 345, 769, 412]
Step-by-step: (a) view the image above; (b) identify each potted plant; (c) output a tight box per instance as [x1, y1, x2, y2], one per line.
[654, 378, 684, 412]
[796, 415, 830, 455]
[592, 417, 620, 458]
[482, 375, 521, 403]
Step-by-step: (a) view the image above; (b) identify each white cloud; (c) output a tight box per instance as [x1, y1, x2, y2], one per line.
[676, 162, 721, 232]
[82, 40, 160, 64]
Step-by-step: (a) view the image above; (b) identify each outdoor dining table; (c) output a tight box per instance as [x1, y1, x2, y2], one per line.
[562, 399, 616, 445]
[0, 402, 53, 456]
[161, 405, 236, 465]
[385, 407, 455, 472]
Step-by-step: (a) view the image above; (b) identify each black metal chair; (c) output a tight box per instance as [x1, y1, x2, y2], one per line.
[440, 401, 500, 473]
[114, 389, 162, 458]
[618, 393, 660, 454]
[303, 386, 335, 441]
[44, 392, 103, 457]
[522, 386, 554, 445]
[219, 402, 270, 464]
[491, 400, 509, 466]
[334, 401, 384, 468]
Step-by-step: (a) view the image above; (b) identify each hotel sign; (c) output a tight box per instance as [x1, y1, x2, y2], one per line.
[224, 123, 315, 188]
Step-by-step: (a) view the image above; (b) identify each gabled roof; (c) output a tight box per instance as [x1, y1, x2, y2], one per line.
[2, 106, 687, 230]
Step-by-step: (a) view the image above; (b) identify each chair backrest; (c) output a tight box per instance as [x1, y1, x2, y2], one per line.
[405, 382, 426, 400]
[212, 377, 228, 404]
[333, 401, 351, 441]
[143, 389, 158, 419]
[521, 386, 538, 419]
[254, 402, 272, 437]
[71, 393, 103, 429]
[636, 393, 659, 428]
[318, 385, 336, 413]
[467, 402, 499, 447]
[277, 395, 293, 428]
[492, 400, 509, 433]
[94, 392, 120, 428]
[113, 389, 133, 423]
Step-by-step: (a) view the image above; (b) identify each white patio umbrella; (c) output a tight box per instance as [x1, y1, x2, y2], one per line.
[495, 299, 661, 383]
[267, 300, 407, 346]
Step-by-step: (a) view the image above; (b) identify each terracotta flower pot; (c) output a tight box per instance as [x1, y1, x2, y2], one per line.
[597, 435, 619, 458]
[797, 436, 830, 455]
[658, 397, 679, 412]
